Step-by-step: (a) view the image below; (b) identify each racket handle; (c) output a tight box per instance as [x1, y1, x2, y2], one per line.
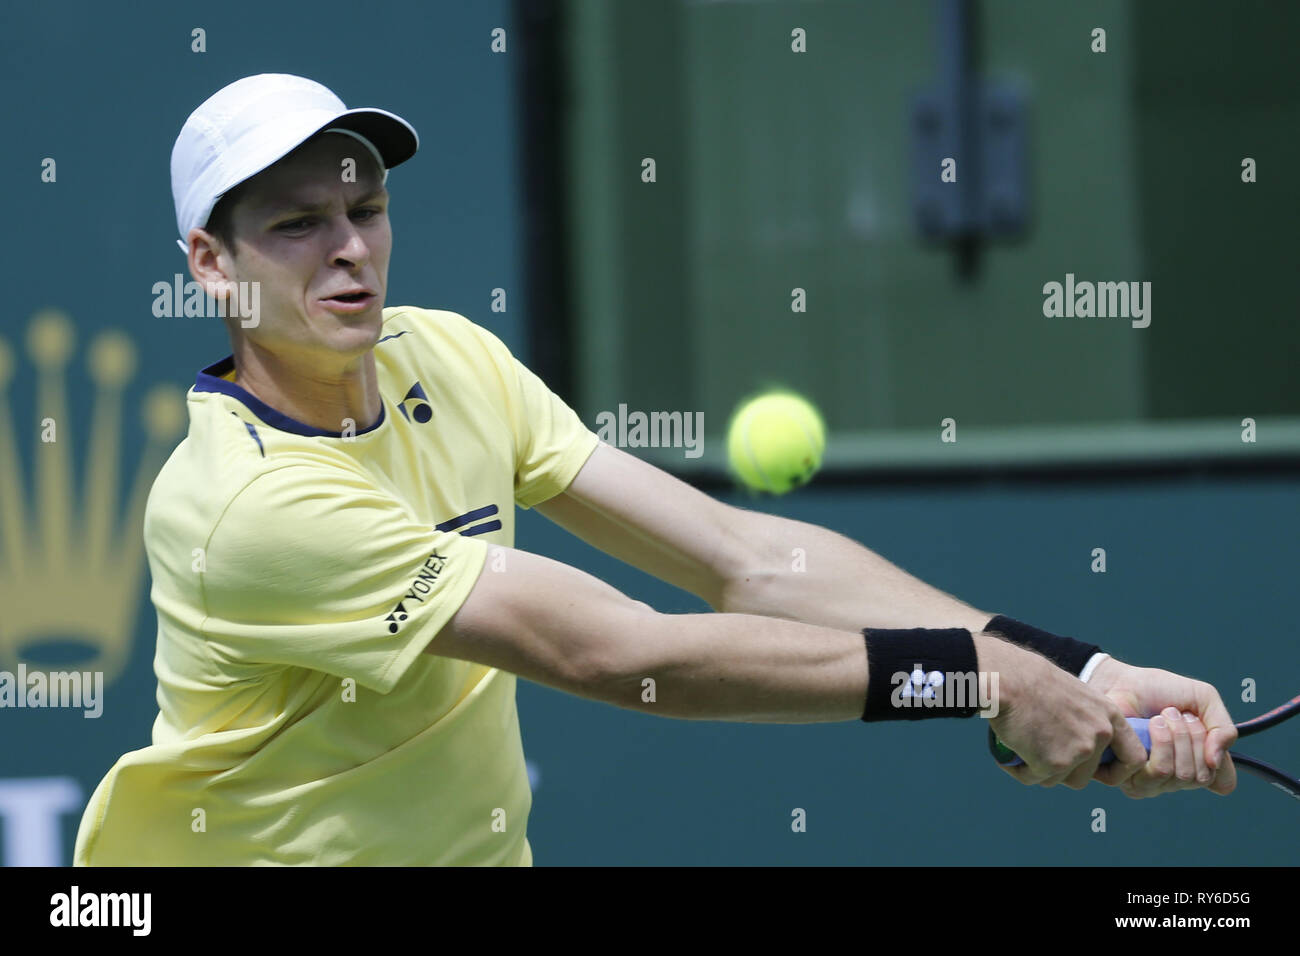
[991, 716, 1151, 767]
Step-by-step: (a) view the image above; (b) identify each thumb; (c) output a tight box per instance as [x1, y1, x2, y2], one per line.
[1194, 688, 1237, 770]
[1104, 687, 1140, 717]
[1205, 726, 1231, 770]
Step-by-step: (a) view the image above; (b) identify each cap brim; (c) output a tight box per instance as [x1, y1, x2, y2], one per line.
[314, 107, 419, 169]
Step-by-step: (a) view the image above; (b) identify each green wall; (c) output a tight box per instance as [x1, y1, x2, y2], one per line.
[567, 0, 1299, 453]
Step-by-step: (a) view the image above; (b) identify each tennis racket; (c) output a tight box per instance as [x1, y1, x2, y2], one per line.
[988, 693, 1300, 801]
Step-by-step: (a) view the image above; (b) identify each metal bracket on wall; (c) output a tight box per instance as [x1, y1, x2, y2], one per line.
[910, 0, 1029, 275]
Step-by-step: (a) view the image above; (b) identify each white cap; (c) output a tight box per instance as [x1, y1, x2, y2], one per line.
[171, 73, 419, 253]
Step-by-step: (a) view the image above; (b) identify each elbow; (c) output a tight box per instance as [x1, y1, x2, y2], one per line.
[711, 577, 745, 615]
[714, 563, 783, 617]
[708, 505, 755, 612]
[710, 506, 782, 614]
[701, 561, 742, 613]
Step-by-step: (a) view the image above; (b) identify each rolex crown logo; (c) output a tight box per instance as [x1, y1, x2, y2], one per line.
[0, 310, 186, 684]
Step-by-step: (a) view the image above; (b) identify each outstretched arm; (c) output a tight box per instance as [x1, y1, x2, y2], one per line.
[431, 542, 1141, 791]
[536, 443, 1237, 796]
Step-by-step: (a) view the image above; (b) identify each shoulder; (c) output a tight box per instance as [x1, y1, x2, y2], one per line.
[147, 436, 372, 560]
[381, 305, 478, 341]
[380, 305, 513, 359]
[216, 457, 383, 537]
[192, 457, 424, 605]
[143, 397, 281, 542]
[378, 306, 522, 406]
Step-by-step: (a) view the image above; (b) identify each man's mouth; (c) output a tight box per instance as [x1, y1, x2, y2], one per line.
[320, 290, 377, 312]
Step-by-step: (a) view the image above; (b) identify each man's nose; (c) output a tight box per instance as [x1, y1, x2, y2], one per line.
[329, 216, 370, 265]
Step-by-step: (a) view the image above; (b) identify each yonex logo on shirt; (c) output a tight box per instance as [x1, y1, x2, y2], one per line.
[398, 381, 432, 424]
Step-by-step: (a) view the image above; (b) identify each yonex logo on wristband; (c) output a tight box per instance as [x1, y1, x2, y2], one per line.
[862, 627, 987, 723]
[898, 667, 944, 700]
[890, 665, 1000, 718]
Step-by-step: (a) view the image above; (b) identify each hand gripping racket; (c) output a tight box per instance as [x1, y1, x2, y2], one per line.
[988, 693, 1300, 801]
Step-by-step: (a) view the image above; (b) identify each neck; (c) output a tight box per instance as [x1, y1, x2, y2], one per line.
[230, 342, 382, 434]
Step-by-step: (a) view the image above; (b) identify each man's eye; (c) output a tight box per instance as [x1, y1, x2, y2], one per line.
[352, 207, 380, 221]
[278, 218, 311, 231]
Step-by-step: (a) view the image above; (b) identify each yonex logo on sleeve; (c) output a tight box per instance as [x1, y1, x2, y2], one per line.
[384, 550, 450, 633]
[384, 601, 410, 634]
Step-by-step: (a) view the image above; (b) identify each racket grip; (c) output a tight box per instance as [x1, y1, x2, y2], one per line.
[992, 716, 1151, 767]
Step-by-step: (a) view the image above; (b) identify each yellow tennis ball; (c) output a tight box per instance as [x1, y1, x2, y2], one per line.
[726, 391, 826, 494]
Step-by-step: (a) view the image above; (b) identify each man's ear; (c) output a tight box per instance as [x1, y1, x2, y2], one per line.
[187, 228, 236, 299]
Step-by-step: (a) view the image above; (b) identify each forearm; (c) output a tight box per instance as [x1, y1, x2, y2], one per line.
[593, 607, 1009, 724]
[718, 510, 991, 633]
[595, 609, 864, 722]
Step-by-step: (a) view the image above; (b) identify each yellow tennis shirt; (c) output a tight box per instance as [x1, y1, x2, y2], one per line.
[74, 306, 600, 866]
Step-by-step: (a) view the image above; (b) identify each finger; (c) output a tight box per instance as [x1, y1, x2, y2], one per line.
[1195, 688, 1238, 771]
[1182, 711, 1211, 785]
[1063, 760, 1101, 790]
[1062, 741, 1105, 790]
[1131, 713, 1176, 797]
[1036, 763, 1072, 789]
[1165, 706, 1195, 790]
[1000, 761, 1047, 787]
[1037, 751, 1090, 790]
[1094, 710, 1145, 787]
[1120, 779, 1151, 800]
[1208, 751, 1238, 796]
[1205, 721, 1239, 772]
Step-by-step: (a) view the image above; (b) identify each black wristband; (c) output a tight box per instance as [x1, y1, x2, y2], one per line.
[983, 615, 1102, 677]
[860, 627, 983, 721]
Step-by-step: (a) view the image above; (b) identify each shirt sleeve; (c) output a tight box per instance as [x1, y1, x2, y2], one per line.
[470, 322, 601, 509]
[199, 462, 489, 694]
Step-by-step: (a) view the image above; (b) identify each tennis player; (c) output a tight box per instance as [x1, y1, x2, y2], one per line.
[74, 75, 1237, 866]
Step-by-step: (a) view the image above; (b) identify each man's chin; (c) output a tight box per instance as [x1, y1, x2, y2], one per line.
[316, 300, 385, 333]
